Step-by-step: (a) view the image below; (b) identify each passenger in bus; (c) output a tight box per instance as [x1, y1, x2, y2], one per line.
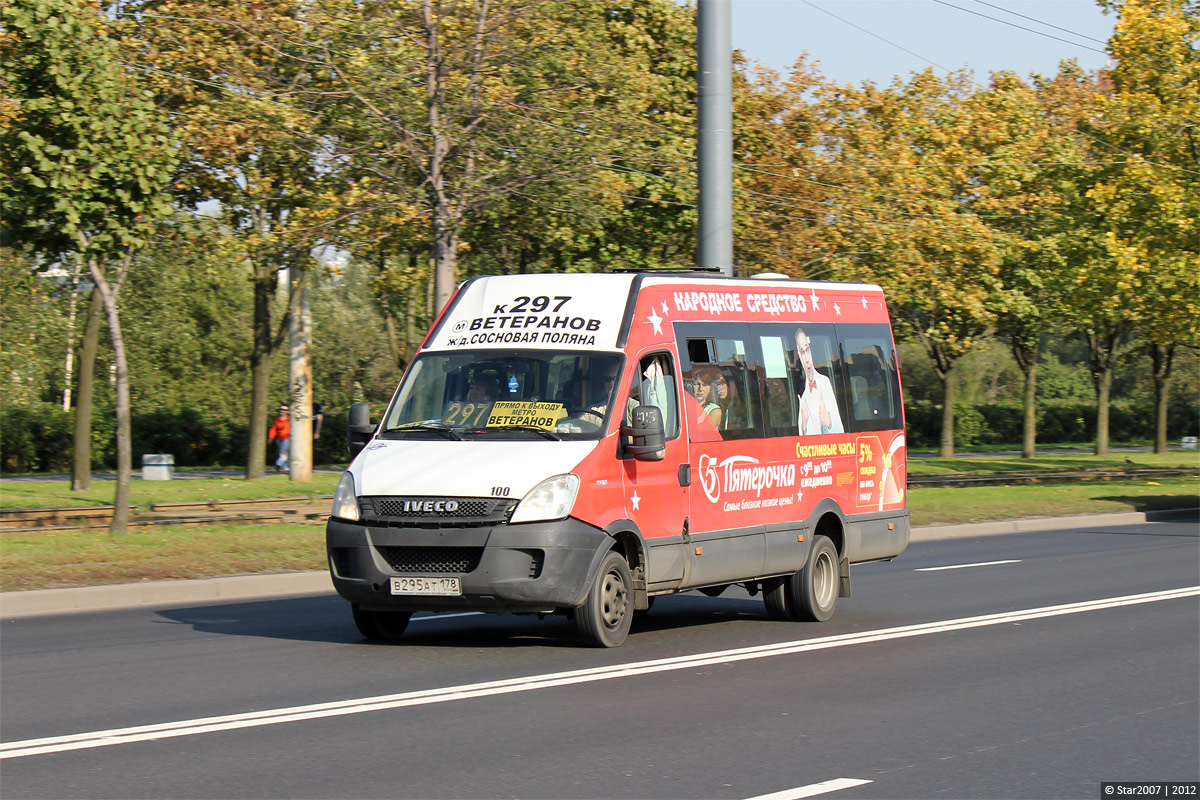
[688, 366, 723, 428]
[795, 327, 844, 435]
[716, 367, 749, 433]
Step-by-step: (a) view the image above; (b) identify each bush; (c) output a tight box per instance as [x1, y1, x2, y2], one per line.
[1038, 403, 1094, 444]
[132, 410, 249, 467]
[900, 397, 1199, 451]
[976, 404, 1022, 445]
[953, 402, 986, 447]
[1, 403, 73, 472]
[902, 399, 940, 449]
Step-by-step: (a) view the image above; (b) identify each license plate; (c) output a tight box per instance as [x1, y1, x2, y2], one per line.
[390, 576, 462, 596]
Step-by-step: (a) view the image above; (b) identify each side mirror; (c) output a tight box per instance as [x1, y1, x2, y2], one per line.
[621, 405, 666, 461]
[347, 402, 375, 457]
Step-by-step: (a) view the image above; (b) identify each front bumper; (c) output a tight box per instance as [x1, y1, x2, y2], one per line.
[325, 517, 612, 613]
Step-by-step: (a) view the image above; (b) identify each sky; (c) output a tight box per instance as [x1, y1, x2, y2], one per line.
[729, 0, 1117, 86]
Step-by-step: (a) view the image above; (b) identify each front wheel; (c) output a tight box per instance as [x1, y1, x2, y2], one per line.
[575, 551, 633, 647]
[352, 603, 412, 641]
[788, 535, 839, 622]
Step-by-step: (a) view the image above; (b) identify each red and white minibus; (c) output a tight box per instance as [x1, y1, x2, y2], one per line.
[326, 271, 908, 646]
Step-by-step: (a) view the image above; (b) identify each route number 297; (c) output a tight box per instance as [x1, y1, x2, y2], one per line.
[511, 296, 569, 313]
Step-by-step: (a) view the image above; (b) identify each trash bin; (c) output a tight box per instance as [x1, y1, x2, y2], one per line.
[142, 453, 175, 480]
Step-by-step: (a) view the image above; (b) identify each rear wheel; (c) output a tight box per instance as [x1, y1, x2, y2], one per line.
[788, 535, 839, 622]
[576, 551, 633, 647]
[351, 603, 412, 641]
[761, 577, 792, 620]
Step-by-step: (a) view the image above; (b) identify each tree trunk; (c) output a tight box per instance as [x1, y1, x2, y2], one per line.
[61, 260, 85, 411]
[288, 266, 313, 482]
[939, 362, 956, 459]
[88, 257, 131, 534]
[423, 0, 460, 315]
[1094, 365, 1112, 456]
[1149, 342, 1175, 455]
[1021, 360, 1038, 459]
[431, 209, 458, 315]
[71, 287, 103, 491]
[1086, 329, 1121, 457]
[246, 263, 276, 480]
[1010, 335, 1040, 459]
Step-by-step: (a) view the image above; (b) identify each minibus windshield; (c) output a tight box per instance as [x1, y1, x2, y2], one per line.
[381, 350, 624, 440]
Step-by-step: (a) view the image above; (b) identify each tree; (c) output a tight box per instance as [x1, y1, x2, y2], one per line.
[117, 0, 324, 479]
[816, 71, 1006, 456]
[312, 0, 668, 310]
[2, 0, 177, 531]
[733, 56, 841, 278]
[981, 66, 1098, 458]
[1089, 0, 1199, 453]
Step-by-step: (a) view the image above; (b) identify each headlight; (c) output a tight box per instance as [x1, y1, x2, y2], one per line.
[331, 472, 360, 521]
[509, 474, 580, 524]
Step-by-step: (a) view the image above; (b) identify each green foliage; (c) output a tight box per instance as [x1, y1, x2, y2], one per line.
[0, 0, 177, 259]
[309, 261, 402, 412]
[119, 217, 254, 418]
[0, 248, 71, 406]
[952, 402, 987, 447]
[0, 403, 72, 472]
[2, 0, 1195, 472]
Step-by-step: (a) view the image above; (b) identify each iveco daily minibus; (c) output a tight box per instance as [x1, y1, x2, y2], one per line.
[327, 271, 908, 646]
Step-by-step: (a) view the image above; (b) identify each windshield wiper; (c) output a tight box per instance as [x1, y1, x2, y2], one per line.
[384, 422, 462, 440]
[481, 425, 561, 441]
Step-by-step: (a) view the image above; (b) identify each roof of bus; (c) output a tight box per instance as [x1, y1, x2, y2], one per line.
[421, 272, 888, 353]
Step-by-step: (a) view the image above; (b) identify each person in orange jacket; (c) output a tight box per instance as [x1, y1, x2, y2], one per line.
[267, 405, 290, 472]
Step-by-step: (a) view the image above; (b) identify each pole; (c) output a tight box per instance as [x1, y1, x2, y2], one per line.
[697, 0, 733, 276]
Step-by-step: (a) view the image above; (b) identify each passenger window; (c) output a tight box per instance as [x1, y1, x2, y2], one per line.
[841, 331, 900, 432]
[677, 324, 762, 441]
[790, 326, 845, 436]
[758, 334, 800, 437]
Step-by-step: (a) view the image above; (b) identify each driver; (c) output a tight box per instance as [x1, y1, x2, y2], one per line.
[466, 376, 499, 402]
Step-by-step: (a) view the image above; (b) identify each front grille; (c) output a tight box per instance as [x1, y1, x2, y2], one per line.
[360, 496, 517, 527]
[376, 546, 483, 574]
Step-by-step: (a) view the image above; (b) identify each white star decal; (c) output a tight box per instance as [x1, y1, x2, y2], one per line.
[660, 301, 669, 317]
[630, 491, 641, 511]
[646, 308, 664, 335]
[809, 288, 821, 310]
[861, 295, 869, 309]
[796, 488, 804, 504]
[833, 302, 842, 316]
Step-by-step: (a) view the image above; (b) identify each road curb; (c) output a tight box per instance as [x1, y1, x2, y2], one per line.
[2, 508, 1196, 619]
[1, 571, 334, 619]
[908, 507, 1197, 541]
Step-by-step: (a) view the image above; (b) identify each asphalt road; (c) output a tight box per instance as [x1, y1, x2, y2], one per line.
[2, 518, 1197, 800]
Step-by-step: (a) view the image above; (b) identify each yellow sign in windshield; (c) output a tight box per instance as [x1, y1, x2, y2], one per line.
[486, 401, 564, 430]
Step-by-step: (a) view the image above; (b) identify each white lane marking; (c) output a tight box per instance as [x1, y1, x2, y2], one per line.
[916, 559, 1022, 572]
[2, 586, 1195, 760]
[746, 778, 873, 799]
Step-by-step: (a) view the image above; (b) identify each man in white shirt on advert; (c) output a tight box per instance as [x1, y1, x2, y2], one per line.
[796, 327, 844, 436]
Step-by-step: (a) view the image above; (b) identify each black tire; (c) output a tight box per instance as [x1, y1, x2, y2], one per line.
[761, 576, 793, 620]
[788, 535, 839, 622]
[351, 603, 412, 641]
[575, 550, 633, 647]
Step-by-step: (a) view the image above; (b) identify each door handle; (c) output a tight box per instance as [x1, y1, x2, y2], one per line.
[678, 463, 690, 487]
